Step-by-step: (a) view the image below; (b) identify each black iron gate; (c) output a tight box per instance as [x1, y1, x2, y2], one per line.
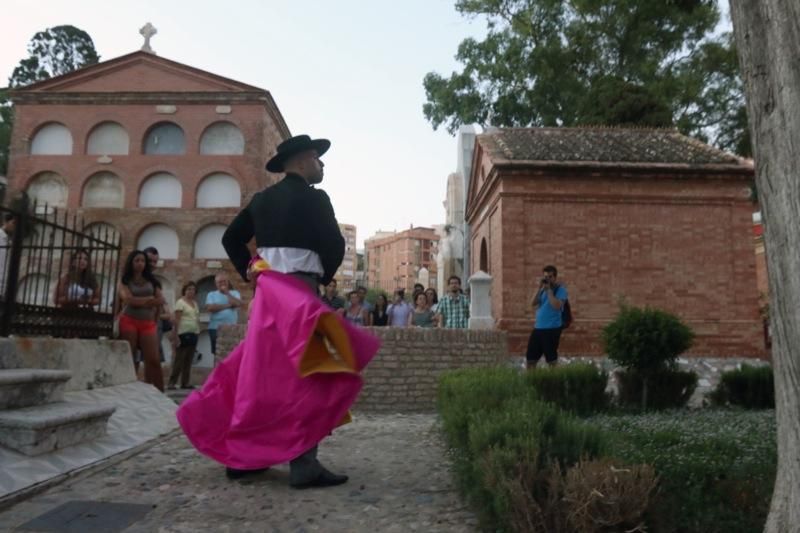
[0, 193, 121, 338]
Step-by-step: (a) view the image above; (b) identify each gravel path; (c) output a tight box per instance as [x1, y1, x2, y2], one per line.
[0, 414, 478, 532]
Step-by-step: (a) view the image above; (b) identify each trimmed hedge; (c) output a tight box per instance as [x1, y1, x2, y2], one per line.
[593, 409, 776, 533]
[709, 364, 774, 408]
[525, 363, 609, 416]
[438, 368, 606, 531]
[616, 368, 698, 410]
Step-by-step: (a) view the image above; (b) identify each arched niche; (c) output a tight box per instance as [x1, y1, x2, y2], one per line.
[26, 172, 68, 210]
[83, 222, 121, 247]
[87, 121, 130, 155]
[193, 225, 227, 259]
[82, 171, 125, 208]
[31, 123, 73, 155]
[200, 122, 245, 155]
[196, 173, 241, 207]
[137, 224, 179, 260]
[139, 172, 182, 207]
[479, 238, 488, 273]
[143, 122, 185, 155]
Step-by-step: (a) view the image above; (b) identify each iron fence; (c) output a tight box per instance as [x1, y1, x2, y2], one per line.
[0, 193, 121, 338]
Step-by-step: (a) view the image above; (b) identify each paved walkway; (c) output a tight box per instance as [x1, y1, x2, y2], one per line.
[0, 414, 477, 532]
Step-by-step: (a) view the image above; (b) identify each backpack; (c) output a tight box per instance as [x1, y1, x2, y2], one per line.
[561, 299, 573, 329]
[554, 284, 573, 329]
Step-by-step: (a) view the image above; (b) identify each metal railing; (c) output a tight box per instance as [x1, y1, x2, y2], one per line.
[0, 193, 121, 338]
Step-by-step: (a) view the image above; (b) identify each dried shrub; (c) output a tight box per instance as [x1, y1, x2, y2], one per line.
[563, 458, 658, 533]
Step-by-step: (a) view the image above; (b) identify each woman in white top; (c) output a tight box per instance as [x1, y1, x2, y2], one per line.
[55, 249, 100, 309]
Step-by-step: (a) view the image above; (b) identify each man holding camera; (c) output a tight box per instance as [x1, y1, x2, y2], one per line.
[526, 265, 568, 368]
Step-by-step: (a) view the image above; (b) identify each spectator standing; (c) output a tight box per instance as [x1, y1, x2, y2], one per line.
[118, 250, 164, 391]
[356, 286, 372, 314]
[526, 265, 568, 368]
[169, 281, 200, 389]
[436, 276, 470, 329]
[412, 283, 425, 304]
[143, 246, 172, 364]
[344, 290, 367, 325]
[369, 293, 389, 326]
[425, 288, 439, 313]
[205, 273, 242, 357]
[409, 292, 436, 327]
[387, 288, 413, 327]
[55, 249, 100, 309]
[321, 279, 345, 313]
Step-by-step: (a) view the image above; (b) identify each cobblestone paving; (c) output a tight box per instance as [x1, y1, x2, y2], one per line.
[0, 414, 478, 532]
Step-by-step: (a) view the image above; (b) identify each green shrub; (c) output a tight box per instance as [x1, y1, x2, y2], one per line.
[709, 364, 774, 408]
[602, 305, 694, 409]
[525, 363, 609, 416]
[592, 409, 776, 533]
[616, 368, 698, 410]
[437, 368, 606, 531]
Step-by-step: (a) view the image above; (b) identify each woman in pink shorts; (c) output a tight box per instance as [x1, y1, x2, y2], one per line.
[117, 250, 165, 391]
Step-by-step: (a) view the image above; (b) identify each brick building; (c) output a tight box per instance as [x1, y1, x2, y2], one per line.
[365, 227, 439, 293]
[6, 50, 290, 364]
[466, 127, 765, 358]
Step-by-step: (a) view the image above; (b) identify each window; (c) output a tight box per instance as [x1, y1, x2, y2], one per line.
[87, 122, 129, 155]
[137, 224, 179, 259]
[143, 122, 185, 155]
[82, 172, 124, 208]
[196, 173, 241, 207]
[31, 123, 72, 155]
[200, 122, 245, 155]
[139, 173, 182, 207]
[27, 172, 68, 210]
[193, 225, 227, 259]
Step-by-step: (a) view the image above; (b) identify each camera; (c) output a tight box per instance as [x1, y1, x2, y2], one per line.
[540, 277, 550, 285]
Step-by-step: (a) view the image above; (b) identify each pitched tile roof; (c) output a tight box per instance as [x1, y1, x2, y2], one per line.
[478, 127, 745, 167]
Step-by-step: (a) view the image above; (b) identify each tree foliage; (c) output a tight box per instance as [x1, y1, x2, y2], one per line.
[424, 0, 750, 155]
[8, 25, 100, 88]
[0, 25, 99, 175]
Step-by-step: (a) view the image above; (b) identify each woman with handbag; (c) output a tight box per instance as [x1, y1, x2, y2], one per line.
[168, 281, 200, 390]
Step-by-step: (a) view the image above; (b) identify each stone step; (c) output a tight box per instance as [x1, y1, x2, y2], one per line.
[0, 369, 73, 409]
[0, 401, 116, 456]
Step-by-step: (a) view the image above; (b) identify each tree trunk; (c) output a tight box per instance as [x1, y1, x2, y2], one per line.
[729, 2, 800, 531]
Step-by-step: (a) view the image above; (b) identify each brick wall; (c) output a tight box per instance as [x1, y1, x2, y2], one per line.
[216, 325, 508, 413]
[469, 165, 766, 358]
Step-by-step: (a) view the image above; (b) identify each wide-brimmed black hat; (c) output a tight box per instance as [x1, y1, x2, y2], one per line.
[266, 135, 331, 172]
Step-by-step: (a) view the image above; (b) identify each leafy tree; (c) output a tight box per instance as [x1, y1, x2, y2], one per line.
[0, 25, 99, 175]
[424, 0, 750, 155]
[8, 25, 100, 88]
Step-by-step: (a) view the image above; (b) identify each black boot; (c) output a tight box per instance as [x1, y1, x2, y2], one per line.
[290, 466, 348, 489]
[225, 467, 269, 480]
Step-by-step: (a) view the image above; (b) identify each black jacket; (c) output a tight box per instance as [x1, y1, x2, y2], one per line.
[222, 174, 345, 285]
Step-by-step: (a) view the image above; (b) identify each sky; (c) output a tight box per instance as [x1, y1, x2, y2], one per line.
[1, 0, 487, 249]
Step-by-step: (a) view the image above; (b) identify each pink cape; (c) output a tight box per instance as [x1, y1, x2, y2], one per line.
[176, 270, 380, 469]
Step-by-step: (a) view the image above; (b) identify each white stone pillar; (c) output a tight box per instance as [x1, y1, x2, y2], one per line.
[468, 270, 494, 329]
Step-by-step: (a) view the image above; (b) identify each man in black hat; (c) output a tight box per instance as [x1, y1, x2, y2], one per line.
[221, 134, 347, 488]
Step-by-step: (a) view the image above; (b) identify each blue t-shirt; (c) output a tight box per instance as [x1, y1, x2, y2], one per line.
[206, 290, 241, 330]
[535, 285, 568, 329]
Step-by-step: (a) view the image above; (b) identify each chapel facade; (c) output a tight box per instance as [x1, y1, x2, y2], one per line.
[6, 50, 291, 365]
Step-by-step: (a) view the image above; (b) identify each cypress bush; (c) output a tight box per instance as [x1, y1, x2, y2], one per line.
[602, 305, 695, 409]
[709, 364, 774, 408]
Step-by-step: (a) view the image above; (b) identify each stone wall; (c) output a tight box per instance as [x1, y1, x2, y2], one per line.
[0, 337, 135, 391]
[216, 325, 508, 413]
